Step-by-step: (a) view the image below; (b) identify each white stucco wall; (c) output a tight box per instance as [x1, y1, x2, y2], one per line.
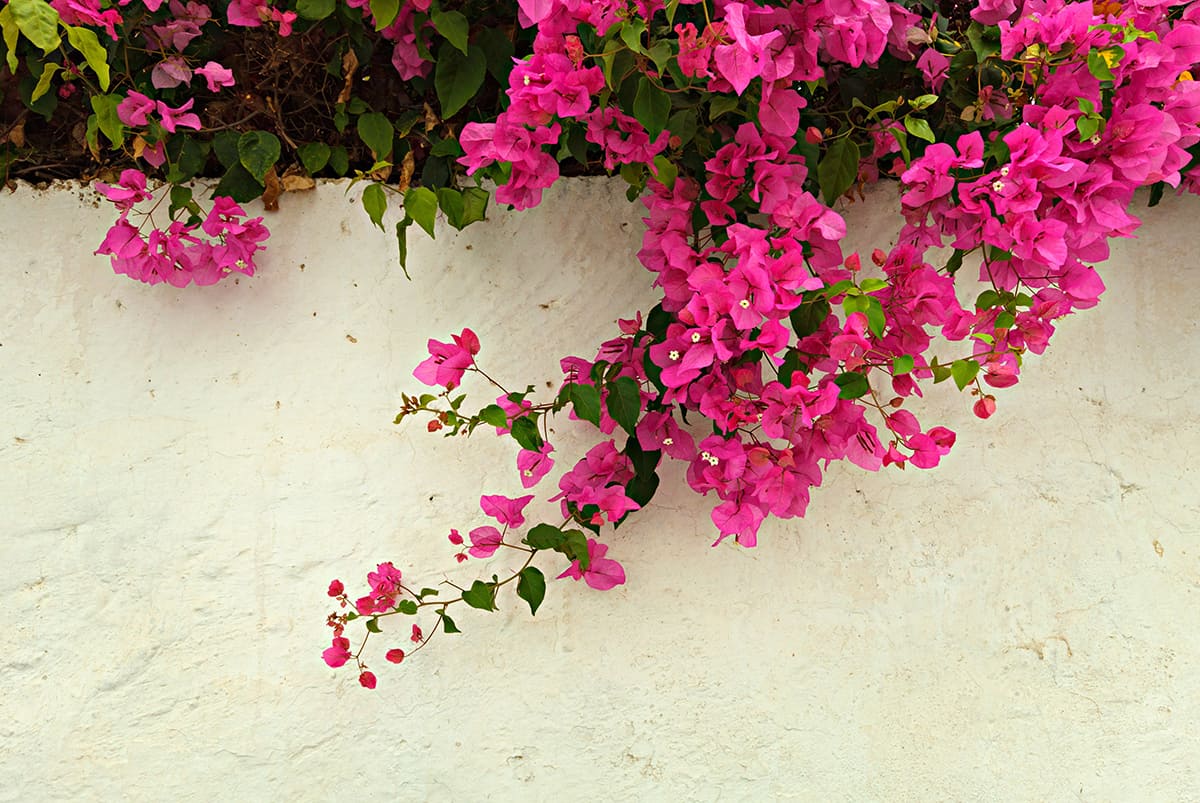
[1, 178, 1198, 801]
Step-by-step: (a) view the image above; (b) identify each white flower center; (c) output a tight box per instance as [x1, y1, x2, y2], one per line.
[662, 437, 674, 446]
[668, 350, 680, 361]
[991, 180, 1005, 193]
[523, 75, 531, 86]
[691, 332, 701, 343]
[523, 469, 533, 477]
[738, 299, 751, 309]
[1089, 134, 1102, 145]
[999, 165, 1010, 177]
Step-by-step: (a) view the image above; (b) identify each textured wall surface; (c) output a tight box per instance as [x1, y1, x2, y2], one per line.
[2, 178, 1198, 802]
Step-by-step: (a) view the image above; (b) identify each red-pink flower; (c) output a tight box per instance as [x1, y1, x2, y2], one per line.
[466, 525, 503, 559]
[517, 442, 555, 488]
[327, 579, 344, 597]
[322, 637, 352, 668]
[412, 328, 480, 389]
[155, 99, 202, 133]
[386, 649, 405, 664]
[410, 624, 423, 643]
[358, 670, 377, 689]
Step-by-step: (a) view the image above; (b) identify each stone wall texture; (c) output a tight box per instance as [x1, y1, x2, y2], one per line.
[2, 178, 1198, 801]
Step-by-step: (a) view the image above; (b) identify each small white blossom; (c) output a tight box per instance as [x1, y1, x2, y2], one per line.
[738, 299, 751, 309]
[662, 437, 674, 446]
[992, 180, 1005, 193]
[668, 349, 680, 361]
[691, 332, 702, 343]
[999, 165, 1010, 177]
[1089, 134, 1102, 145]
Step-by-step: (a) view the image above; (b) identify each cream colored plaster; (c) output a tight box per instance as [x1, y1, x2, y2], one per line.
[1, 178, 1197, 801]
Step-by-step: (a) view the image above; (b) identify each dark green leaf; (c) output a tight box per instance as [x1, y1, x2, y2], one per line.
[297, 0, 335, 19]
[459, 187, 488, 227]
[605, 376, 642, 436]
[418, 587, 439, 599]
[329, 145, 350, 176]
[213, 163, 265, 204]
[213, 131, 240, 168]
[865, 297, 886, 338]
[525, 523, 567, 550]
[430, 7, 469, 55]
[568, 383, 602, 427]
[818, 137, 861, 205]
[516, 567, 546, 616]
[510, 416, 543, 451]
[357, 112, 394, 160]
[298, 142, 331, 174]
[395, 218, 411, 276]
[237, 131, 281, 183]
[462, 580, 497, 611]
[439, 611, 460, 633]
[943, 249, 964, 275]
[476, 26, 514, 82]
[632, 76, 671, 139]
[562, 529, 591, 571]
[789, 298, 830, 339]
[434, 43, 486, 118]
[437, 187, 464, 228]
[365, 617, 381, 633]
[623, 471, 659, 510]
[835, 372, 870, 399]
[396, 599, 418, 615]
[89, 94, 123, 148]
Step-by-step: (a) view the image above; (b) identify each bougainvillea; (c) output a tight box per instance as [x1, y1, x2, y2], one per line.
[4, 0, 1200, 687]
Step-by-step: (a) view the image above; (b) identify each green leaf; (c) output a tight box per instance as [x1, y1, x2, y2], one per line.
[666, 108, 698, 147]
[395, 218, 411, 277]
[9, 0, 60, 53]
[951, 358, 980, 391]
[562, 529, 591, 571]
[623, 470, 659, 510]
[462, 580, 497, 612]
[434, 43, 486, 118]
[298, 142, 331, 174]
[510, 416, 543, 451]
[237, 131, 281, 183]
[430, 7, 469, 55]
[329, 145, 350, 176]
[904, 117, 935, 143]
[859, 278, 888, 293]
[369, 0, 400, 30]
[297, 0, 335, 19]
[909, 93, 938, 110]
[943, 249, 965, 275]
[605, 376, 642, 436]
[835, 372, 870, 399]
[365, 617, 381, 633]
[652, 155, 677, 190]
[516, 567, 546, 616]
[892, 355, 915, 375]
[930, 358, 952, 384]
[1076, 115, 1100, 142]
[213, 163, 265, 204]
[525, 523, 567, 551]
[362, 183, 387, 230]
[476, 26, 514, 82]
[864, 297, 886, 338]
[418, 587, 439, 599]
[403, 186, 438, 238]
[619, 18, 646, 53]
[633, 77, 672, 139]
[65, 26, 109, 91]
[30, 62, 56, 102]
[568, 383, 602, 427]
[459, 187, 488, 228]
[818, 137, 861, 205]
[477, 404, 508, 428]
[90, 94, 124, 148]
[436, 187, 464, 228]
[439, 611, 461, 634]
[0, 6, 19, 73]
[789, 298, 830, 339]
[994, 311, 1015, 330]
[709, 94, 740, 121]
[356, 112, 393, 160]
[396, 599, 418, 615]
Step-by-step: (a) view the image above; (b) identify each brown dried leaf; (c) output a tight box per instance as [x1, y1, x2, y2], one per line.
[3, 118, 25, 148]
[397, 150, 415, 193]
[336, 49, 360, 106]
[423, 103, 438, 132]
[131, 134, 147, 159]
[281, 172, 316, 192]
[262, 165, 283, 211]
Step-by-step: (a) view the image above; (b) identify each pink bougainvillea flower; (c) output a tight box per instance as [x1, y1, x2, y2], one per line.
[410, 624, 423, 643]
[557, 538, 626, 591]
[366, 561, 402, 598]
[195, 61, 236, 91]
[117, 91, 156, 126]
[155, 99, 202, 133]
[151, 55, 193, 89]
[322, 637, 352, 668]
[479, 494, 534, 528]
[327, 579, 344, 597]
[385, 649, 405, 664]
[466, 525, 504, 559]
[412, 328, 480, 389]
[517, 442, 555, 488]
[358, 671, 377, 689]
[447, 528, 464, 545]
